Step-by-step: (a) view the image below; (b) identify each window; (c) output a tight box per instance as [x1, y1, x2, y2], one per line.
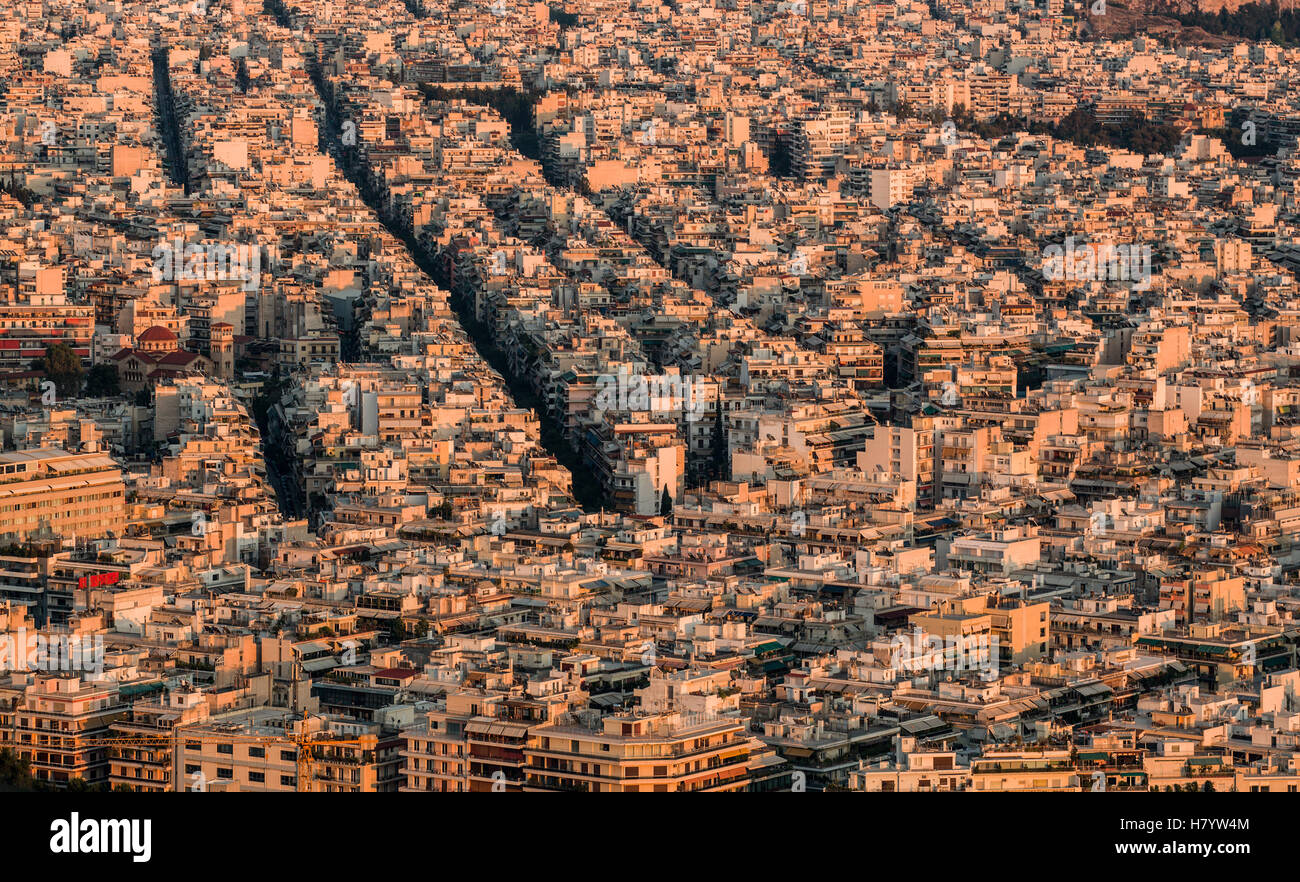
[216, 768, 233, 779]
[249, 747, 265, 758]
[249, 771, 265, 783]
[281, 750, 296, 761]
[216, 743, 233, 755]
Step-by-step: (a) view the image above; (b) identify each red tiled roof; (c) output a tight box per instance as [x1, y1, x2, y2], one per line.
[374, 667, 419, 680]
[157, 350, 201, 366]
[138, 325, 179, 343]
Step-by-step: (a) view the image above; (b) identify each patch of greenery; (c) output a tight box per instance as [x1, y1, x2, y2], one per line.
[1155, 0, 1299, 44]
[32, 343, 85, 398]
[85, 363, 121, 397]
[549, 5, 578, 28]
[928, 104, 1183, 155]
[416, 85, 543, 160]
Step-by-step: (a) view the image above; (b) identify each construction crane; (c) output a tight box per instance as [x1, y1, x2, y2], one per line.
[86, 726, 377, 793]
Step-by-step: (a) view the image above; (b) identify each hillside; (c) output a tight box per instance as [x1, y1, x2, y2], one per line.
[1088, 0, 1299, 45]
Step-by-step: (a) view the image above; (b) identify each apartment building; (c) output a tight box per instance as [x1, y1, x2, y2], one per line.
[968, 747, 1079, 792]
[0, 673, 127, 788]
[944, 526, 1042, 577]
[400, 698, 475, 793]
[108, 685, 211, 792]
[0, 262, 94, 371]
[1158, 569, 1247, 624]
[859, 419, 939, 508]
[789, 110, 852, 181]
[0, 449, 125, 544]
[176, 710, 402, 792]
[582, 422, 685, 515]
[849, 737, 970, 792]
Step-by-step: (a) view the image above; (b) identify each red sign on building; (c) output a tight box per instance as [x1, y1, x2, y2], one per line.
[77, 571, 121, 589]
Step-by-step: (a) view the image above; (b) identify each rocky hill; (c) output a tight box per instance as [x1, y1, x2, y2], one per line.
[1088, 0, 1297, 46]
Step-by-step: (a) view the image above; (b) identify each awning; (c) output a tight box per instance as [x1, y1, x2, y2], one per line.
[465, 720, 531, 738]
[1075, 682, 1113, 697]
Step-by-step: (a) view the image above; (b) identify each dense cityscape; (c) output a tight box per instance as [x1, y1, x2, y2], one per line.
[0, 0, 1299, 798]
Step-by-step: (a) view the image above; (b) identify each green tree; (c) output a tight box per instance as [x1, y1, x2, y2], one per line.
[251, 372, 287, 427]
[33, 343, 84, 399]
[0, 748, 38, 790]
[710, 395, 728, 481]
[660, 486, 673, 517]
[65, 777, 109, 792]
[84, 363, 120, 397]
